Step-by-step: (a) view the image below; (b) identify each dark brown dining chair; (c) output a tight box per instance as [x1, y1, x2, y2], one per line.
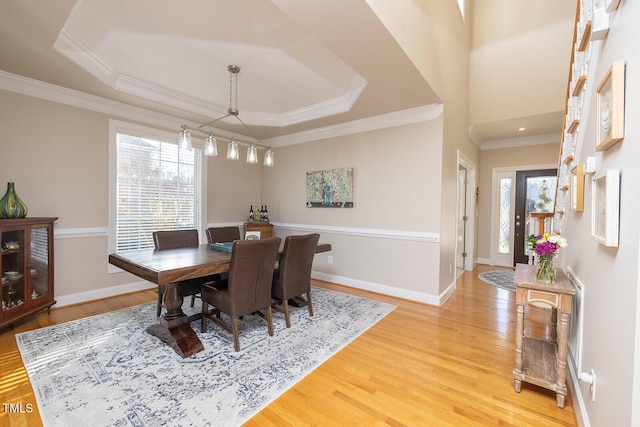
[206, 226, 241, 244]
[271, 233, 320, 328]
[200, 237, 282, 351]
[152, 229, 214, 317]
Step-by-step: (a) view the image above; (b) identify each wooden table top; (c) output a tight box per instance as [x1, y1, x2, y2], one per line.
[109, 242, 331, 285]
[514, 263, 575, 295]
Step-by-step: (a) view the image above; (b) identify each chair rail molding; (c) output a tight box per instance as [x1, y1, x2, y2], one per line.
[54, 226, 109, 239]
[273, 222, 439, 242]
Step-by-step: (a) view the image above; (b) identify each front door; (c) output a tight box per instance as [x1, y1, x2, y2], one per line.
[513, 169, 557, 265]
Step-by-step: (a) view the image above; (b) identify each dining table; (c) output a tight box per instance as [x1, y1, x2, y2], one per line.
[108, 241, 331, 357]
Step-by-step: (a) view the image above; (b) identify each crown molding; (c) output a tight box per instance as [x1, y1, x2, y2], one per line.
[479, 132, 560, 151]
[0, 69, 190, 130]
[244, 75, 367, 127]
[0, 70, 440, 148]
[53, 30, 369, 128]
[264, 103, 444, 147]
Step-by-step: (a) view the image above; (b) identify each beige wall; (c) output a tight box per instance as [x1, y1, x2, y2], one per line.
[469, 0, 575, 126]
[477, 143, 559, 261]
[367, 0, 479, 293]
[0, 91, 109, 228]
[263, 119, 444, 300]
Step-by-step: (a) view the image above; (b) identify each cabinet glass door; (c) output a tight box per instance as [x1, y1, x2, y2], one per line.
[2, 228, 26, 312]
[29, 226, 50, 301]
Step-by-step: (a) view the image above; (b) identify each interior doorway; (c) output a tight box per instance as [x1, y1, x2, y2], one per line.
[456, 151, 476, 275]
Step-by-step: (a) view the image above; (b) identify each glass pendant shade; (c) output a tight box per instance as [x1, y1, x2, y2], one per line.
[178, 125, 192, 151]
[263, 148, 274, 167]
[204, 133, 218, 156]
[246, 145, 258, 163]
[227, 138, 239, 160]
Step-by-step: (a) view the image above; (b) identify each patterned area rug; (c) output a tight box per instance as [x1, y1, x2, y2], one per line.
[16, 287, 395, 427]
[478, 270, 516, 292]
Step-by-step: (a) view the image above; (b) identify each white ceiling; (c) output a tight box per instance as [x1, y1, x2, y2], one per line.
[0, 0, 575, 148]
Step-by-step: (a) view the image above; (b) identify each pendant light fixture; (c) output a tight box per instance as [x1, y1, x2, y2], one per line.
[179, 65, 274, 166]
[204, 133, 218, 156]
[246, 145, 258, 163]
[178, 125, 192, 151]
[227, 137, 239, 160]
[263, 148, 274, 167]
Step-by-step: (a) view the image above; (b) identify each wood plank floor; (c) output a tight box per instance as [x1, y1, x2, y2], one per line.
[0, 265, 577, 426]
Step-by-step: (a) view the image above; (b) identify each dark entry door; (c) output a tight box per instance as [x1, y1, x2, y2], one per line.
[514, 169, 557, 265]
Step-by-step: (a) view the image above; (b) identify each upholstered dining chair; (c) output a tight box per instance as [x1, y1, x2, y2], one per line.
[206, 226, 241, 244]
[271, 233, 320, 328]
[152, 229, 214, 317]
[200, 237, 281, 352]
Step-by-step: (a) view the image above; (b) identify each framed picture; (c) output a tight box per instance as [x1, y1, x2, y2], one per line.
[306, 167, 354, 208]
[570, 164, 584, 212]
[591, 169, 620, 247]
[596, 61, 625, 151]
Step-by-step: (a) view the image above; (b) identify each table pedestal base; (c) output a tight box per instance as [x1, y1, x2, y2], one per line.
[288, 296, 308, 307]
[146, 321, 204, 358]
[147, 281, 204, 358]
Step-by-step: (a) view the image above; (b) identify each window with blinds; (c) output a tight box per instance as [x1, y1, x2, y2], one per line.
[115, 132, 203, 252]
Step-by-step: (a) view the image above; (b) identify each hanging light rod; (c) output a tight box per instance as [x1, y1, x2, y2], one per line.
[178, 65, 274, 166]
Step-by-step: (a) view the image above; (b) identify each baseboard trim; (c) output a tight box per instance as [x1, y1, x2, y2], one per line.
[312, 271, 443, 306]
[54, 280, 155, 308]
[56, 271, 444, 309]
[567, 358, 590, 426]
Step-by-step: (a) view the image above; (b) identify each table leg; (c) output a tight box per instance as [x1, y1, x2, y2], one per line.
[146, 281, 204, 358]
[555, 309, 570, 408]
[513, 303, 524, 392]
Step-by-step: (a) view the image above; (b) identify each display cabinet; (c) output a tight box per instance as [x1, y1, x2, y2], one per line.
[1, 217, 57, 329]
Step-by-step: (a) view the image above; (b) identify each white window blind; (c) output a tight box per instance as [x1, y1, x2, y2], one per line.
[30, 227, 49, 263]
[115, 132, 202, 252]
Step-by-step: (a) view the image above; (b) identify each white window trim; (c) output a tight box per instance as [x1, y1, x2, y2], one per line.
[107, 119, 208, 273]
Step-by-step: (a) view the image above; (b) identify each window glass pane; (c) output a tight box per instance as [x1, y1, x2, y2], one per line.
[498, 177, 511, 254]
[527, 177, 557, 214]
[524, 176, 556, 256]
[116, 133, 202, 252]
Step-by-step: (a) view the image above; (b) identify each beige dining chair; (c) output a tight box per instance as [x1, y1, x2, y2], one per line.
[271, 233, 320, 327]
[200, 237, 281, 351]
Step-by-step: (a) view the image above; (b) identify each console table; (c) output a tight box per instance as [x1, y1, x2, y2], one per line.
[245, 222, 273, 238]
[513, 263, 575, 408]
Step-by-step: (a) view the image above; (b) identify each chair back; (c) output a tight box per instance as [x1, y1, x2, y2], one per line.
[206, 226, 241, 243]
[277, 233, 320, 299]
[152, 229, 199, 250]
[227, 237, 281, 315]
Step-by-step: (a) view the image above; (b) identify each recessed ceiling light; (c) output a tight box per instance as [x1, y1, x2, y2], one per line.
[518, 127, 526, 131]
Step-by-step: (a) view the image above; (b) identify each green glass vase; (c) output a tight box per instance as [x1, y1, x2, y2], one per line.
[0, 182, 28, 219]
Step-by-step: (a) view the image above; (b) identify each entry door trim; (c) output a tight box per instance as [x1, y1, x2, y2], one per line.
[489, 164, 556, 267]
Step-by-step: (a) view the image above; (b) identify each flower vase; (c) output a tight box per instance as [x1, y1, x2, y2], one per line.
[536, 254, 556, 283]
[0, 182, 28, 219]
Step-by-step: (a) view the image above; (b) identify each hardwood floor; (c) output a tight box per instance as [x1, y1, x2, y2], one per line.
[0, 265, 577, 426]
